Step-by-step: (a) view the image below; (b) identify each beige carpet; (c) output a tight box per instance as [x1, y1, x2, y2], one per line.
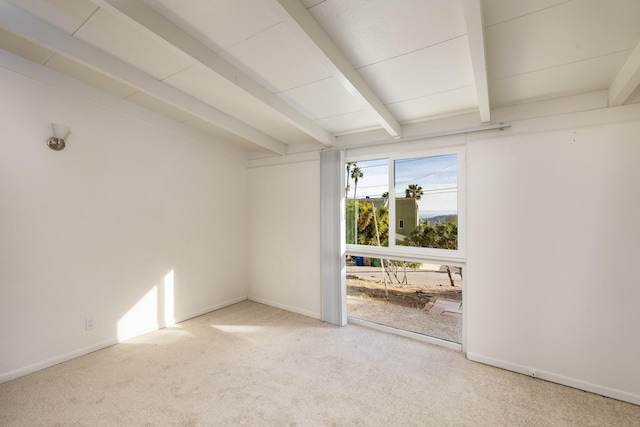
[1, 301, 638, 426]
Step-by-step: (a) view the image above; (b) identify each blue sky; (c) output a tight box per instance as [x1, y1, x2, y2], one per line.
[347, 154, 457, 214]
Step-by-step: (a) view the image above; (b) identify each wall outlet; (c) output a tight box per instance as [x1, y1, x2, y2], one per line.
[85, 317, 95, 331]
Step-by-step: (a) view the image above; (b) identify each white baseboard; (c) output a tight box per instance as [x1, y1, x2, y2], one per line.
[0, 296, 248, 384]
[101, 296, 250, 342]
[0, 338, 118, 384]
[177, 296, 248, 324]
[247, 295, 321, 320]
[466, 352, 640, 406]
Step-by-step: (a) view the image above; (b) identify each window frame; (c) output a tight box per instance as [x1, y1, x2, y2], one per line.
[345, 145, 466, 265]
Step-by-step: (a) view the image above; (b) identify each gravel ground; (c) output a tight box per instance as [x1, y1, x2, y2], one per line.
[347, 296, 462, 343]
[347, 264, 462, 287]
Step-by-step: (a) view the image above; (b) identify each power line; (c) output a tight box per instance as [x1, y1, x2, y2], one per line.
[395, 162, 457, 186]
[395, 154, 454, 165]
[394, 187, 457, 196]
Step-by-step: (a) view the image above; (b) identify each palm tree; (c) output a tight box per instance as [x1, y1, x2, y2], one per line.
[345, 162, 356, 199]
[351, 165, 363, 200]
[405, 184, 423, 200]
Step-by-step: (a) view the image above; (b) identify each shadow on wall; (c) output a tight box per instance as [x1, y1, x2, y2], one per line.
[117, 270, 175, 341]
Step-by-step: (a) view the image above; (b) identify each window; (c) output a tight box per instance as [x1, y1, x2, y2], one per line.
[345, 147, 465, 261]
[394, 154, 458, 250]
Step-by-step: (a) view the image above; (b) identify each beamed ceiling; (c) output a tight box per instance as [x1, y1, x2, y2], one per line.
[1, 0, 640, 158]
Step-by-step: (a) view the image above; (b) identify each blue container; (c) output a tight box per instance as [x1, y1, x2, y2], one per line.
[355, 256, 364, 266]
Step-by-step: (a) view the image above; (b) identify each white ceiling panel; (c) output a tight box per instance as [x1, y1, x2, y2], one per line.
[307, 0, 467, 68]
[387, 86, 479, 123]
[279, 77, 366, 120]
[73, 8, 192, 80]
[221, 22, 332, 92]
[482, 0, 568, 27]
[162, 64, 256, 112]
[0, 27, 54, 64]
[6, 0, 98, 35]
[3, 0, 640, 156]
[316, 110, 380, 135]
[143, 0, 279, 52]
[357, 35, 475, 104]
[490, 51, 630, 106]
[486, 0, 640, 80]
[45, 53, 138, 98]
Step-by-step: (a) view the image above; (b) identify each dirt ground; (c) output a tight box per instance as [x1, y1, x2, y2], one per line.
[346, 265, 463, 342]
[346, 275, 462, 310]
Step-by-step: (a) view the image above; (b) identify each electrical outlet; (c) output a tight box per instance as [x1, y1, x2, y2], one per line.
[85, 317, 95, 331]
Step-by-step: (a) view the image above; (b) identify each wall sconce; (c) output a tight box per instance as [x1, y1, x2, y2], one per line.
[47, 123, 70, 151]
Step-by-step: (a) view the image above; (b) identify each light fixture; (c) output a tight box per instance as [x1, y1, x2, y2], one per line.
[47, 123, 70, 151]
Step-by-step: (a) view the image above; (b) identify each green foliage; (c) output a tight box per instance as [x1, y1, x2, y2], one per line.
[406, 220, 458, 250]
[357, 202, 388, 246]
[345, 200, 389, 246]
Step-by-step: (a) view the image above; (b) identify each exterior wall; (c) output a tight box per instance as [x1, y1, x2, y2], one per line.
[396, 198, 419, 237]
[0, 66, 249, 381]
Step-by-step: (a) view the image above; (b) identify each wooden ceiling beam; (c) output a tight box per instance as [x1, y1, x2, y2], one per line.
[609, 40, 640, 107]
[94, 0, 335, 147]
[269, 0, 402, 138]
[0, 0, 287, 155]
[462, 0, 491, 123]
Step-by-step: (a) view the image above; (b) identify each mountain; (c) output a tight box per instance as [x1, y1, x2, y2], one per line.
[426, 215, 454, 224]
[419, 210, 456, 222]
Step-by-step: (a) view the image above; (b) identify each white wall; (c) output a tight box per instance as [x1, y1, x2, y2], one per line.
[247, 156, 321, 318]
[466, 109, 640, 404]
[3, 51, 639, 406]
[0, 66, 249, 381]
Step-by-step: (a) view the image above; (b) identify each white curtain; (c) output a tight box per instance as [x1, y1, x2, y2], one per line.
[320, 150, 347, 326]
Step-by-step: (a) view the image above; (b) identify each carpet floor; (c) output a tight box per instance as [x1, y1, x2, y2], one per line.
[1, 300, 638, 426]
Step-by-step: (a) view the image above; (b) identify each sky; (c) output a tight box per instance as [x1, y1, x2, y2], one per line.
[347, 154, 457, 215]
